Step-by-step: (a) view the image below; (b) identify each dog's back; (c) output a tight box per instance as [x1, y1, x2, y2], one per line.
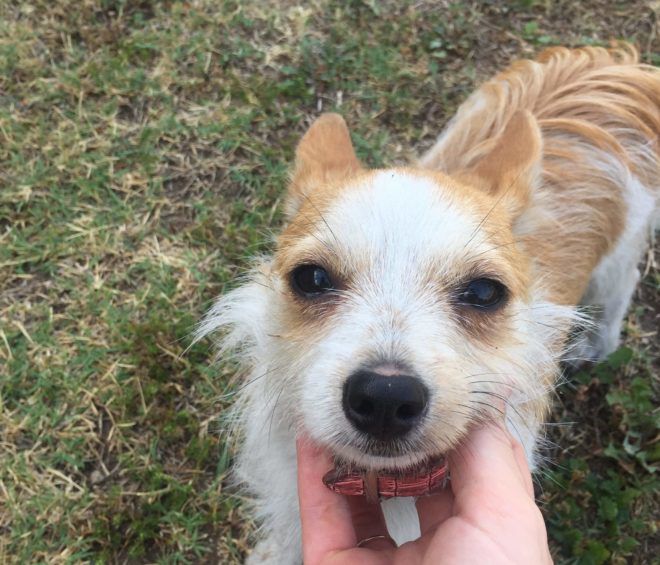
[421, 45, 659, 187]
[422, 45, 659, 360]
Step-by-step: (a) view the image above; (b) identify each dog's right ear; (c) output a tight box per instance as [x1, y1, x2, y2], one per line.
[286, 113, 362, 218]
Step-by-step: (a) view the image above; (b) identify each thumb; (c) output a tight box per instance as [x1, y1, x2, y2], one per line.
[448, 421, 533, 500]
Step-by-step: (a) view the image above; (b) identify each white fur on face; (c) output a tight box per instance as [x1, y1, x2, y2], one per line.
[199, 170, 578, 471]
[274, 171, 566, 469]
[291, 172, 485, 468]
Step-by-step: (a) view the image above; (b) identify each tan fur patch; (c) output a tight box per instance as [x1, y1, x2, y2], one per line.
[420, 45, 660, 305]
[285, 113, 363, 219]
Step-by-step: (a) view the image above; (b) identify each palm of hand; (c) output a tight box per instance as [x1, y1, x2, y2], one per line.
[297, 424, 553, 565]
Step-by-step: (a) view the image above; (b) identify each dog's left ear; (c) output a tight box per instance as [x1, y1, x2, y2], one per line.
[461, 110, 542, 218]
[286, 113, 363, 218]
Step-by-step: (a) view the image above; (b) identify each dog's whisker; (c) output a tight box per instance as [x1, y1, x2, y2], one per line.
[466, 379, 526, 394]
[217, 360, 292, 399]
[467, 399, 528, 448]
[266, 379, 290, 442]
[471, 240, 520, 258]
[301, 193, 342, 249]
[469, 389, 535, 434]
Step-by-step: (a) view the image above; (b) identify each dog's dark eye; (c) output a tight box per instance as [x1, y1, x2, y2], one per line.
[458, 278, 506, 310]
[291, 265, 334, 297]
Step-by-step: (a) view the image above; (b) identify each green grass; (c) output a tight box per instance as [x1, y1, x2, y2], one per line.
[1, 0, 657, 562]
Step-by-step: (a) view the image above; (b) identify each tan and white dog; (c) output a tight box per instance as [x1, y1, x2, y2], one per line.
[198, 46, 659, 563]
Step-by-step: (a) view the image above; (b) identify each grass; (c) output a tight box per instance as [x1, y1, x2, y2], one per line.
[0, 0, 657, 563]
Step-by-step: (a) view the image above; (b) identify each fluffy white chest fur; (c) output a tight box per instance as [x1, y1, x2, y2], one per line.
[197, 46, 659, 563]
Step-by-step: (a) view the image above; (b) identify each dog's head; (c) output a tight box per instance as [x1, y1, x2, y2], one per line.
[201, 113, 575, 475]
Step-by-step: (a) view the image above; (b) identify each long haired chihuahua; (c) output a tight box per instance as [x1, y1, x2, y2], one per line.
[198, 45, 659, 563]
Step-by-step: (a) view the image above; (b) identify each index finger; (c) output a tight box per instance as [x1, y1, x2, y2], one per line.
[297, 436, 358, 563]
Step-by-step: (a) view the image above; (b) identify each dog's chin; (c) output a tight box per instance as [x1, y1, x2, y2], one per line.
[329, 440, 441, 474]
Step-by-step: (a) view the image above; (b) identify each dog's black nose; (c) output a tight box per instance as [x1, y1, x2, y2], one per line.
[343, 370, 429, 441]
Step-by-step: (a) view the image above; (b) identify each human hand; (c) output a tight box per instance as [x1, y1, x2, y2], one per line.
[297, 422, 553, 564]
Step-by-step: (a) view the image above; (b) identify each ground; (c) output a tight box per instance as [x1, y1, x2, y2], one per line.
[0, 1, 658, 563]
